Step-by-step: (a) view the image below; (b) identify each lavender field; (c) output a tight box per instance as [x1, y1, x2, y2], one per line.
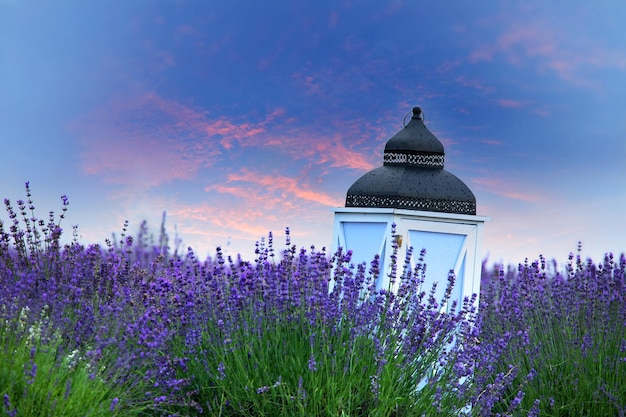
[1, 185, 625, 416]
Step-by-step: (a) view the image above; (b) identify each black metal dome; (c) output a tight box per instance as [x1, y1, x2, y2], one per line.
[345, 107, 476, 215]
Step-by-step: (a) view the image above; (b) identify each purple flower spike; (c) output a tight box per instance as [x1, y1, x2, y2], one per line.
[308, 354, 317, 372]
[110, 397, 119, 412]
[3, 394, 17, 417]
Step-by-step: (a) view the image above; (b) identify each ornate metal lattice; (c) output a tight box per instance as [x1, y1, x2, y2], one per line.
[383, 152, 445, 168]
[345, 194, 476, 215]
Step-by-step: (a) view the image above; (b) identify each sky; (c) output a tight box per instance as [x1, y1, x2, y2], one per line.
[1, 1, 625, 267]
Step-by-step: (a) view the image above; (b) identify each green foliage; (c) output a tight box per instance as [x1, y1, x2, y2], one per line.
[0, 306, 151, 417]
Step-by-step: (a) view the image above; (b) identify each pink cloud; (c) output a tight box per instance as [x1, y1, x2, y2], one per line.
[170, 169, 344, 248]
[454, 76, 494, 93]
[219, 127, 376, 172]
[472, 177, 544, 203]
[468, 22, 626, 89]
[291, 70, 324, 96]
[257, 45, 285, 71]
[499, 26, 556, 59]
[224, 168, 343, 207]
[172, 203, 279, 240]
[178, 25, 195, 34]
[297, 135, 376, 171]
[469, 25, 556, 65]
[73, 91, 376, 191]
[207, 119, 266, 149]
[71, 93, 223, 186]
[213, 113, 377, 171]
[496, 99, 527, 109]
[210, 107, 289, 149]
[468, 48, 493, 63]
[532, 108, 550, 117]
[479, 139, 503, 146]
[73, 93, 296, 187]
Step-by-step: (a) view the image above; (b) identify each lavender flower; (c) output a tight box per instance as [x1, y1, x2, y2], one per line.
[297, 376, 306, 400]
[10, 185, 626, 415]
[109, 397, 119, 412]
[256, 386, 270, 394]
[217, 362, 226, 380]
[3, 394, 17, 417]
[308, 353, 317, 372]
[26, 361, 37, 384]
[527, 399, 541, 417]
[64, 380, 72, 399]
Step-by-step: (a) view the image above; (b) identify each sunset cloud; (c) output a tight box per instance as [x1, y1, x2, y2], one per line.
[72, 90, 378, 193]
[479, 139, 504, 146]
[496, 99, 528, 109]
[169, 196, 334, 261]
[472, 177, 545, 203]
[468, 25, 557, 64]
[468, 21, 626, 89]
[169, 173, 340, 258]
[454, 76, 494, 93]
[290, 134, 376, 171]
[223, 168, 343, 207]
[72, 93, 220, 184]
[172, 203, 275, 239]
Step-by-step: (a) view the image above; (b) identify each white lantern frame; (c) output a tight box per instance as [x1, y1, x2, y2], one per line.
[331, 207, 489, 309]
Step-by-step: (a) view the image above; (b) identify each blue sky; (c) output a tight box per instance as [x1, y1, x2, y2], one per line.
[1, 1, 625, 265]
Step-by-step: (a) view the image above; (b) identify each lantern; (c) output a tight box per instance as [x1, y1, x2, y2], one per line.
[332, 107, 489, 308]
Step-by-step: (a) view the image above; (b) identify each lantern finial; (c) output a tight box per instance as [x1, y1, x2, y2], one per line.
[412, 106, 424, 121]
